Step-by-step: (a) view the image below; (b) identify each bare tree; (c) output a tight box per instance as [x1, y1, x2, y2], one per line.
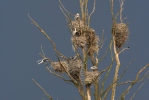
[29, 0, 149, 100]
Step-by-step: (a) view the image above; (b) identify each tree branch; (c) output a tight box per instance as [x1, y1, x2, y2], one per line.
[32, 79, 53, 100]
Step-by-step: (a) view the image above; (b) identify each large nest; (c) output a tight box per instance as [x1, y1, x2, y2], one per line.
[84, 71, 99, 85]
[69, 13, 100, 56]
[71, 35, 88, 48]
[112, 23, 129, 48]
[71, 27, 99, 55]
[51, 61, 68, 73]
[67, 56, 82, 80]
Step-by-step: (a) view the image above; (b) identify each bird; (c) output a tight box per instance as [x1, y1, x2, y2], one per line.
[90, 66, 98, 72]
[74, 13, 80, 21]
[72, 28, 77, 36]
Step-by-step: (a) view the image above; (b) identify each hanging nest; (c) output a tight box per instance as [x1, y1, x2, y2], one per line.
[84, 71, 99, 85]
[67, 56, 83, 80]
[51, 61, 68, 73]
[112, 23, 129, 48]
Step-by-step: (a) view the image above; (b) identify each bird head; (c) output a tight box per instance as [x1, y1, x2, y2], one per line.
[90, 66, 98, 71]
[74, 13, 80, 20]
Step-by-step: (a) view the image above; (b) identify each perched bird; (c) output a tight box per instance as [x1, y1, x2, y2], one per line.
[74, 13, 80, 21]
[90, 66, 98, 72]
[84, 66, 99, 85]
[72, 28, 77, 36]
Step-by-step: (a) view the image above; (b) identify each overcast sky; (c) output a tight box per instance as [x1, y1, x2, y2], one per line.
[1, 0, 149, 100]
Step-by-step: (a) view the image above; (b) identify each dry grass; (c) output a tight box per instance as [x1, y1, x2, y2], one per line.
[51, 61, 68, 73]
[84, 71, 99, 85]
[112, 23, 129, 48]
[68, 56, 83, 80]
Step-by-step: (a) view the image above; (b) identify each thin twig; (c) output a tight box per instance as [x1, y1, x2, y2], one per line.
[130, 82, 145, 100]
[119, 0, 125, 23]
[98, 38, 112, 64]
[100, 59, 115, 98]
[120, 64, 149, 100]
[57, 56, 78, 85]
[88, 0, 96, 26]
[28, 14, 68, 61]
[117, 58, 136, 80]
[46, 65, 73, 84]
[130, 70, 149, 100]
[109, 0, 115, 23]
[59, 5, 70, 22]
[32, 79, 53, 100]
[118, 47, 129, 54]
[59, 0, 73, 16]
[117, 71, 149, 86]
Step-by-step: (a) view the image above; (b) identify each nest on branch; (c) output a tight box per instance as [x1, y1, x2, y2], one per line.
[87, 35, 99, 56]
[51, 61, 68, 73]
[50, 55, 83, 81]
[112, 23, 129, 48]
[84, 71, 99, 85]
[67, 56, 83, 81]
[69, 13, 100, 55]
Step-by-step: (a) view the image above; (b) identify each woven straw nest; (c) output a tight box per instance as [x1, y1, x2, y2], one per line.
[67, 56, 82, 80]
[71, 35, 88, 48]
[87, 35, 100, 56]
[50, 55, 82, 80]
[71, 27, 99, 55]
[112, 23, 129, 48]
[51, 61, 68, 73]
[84, 71, 99, 85]
[69, 13, 100, 55]
[70, 20, 85, 33]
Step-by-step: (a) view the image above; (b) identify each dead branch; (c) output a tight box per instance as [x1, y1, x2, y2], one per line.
[59, 5, 70, 22]
[98, 38, 112, 64]
[32, 79, 53, 100]
[118, 47, 129, 54]
[28, 14, 68, 61]
[120, 64, 149, 100]
[111, 36, 121, 100]
[117, 58, 136, 80]
[57, 56, 78, 85]
[100, 59, 115, 98]
[46, 66, 73, 84]
[131, 82, 146, 100]
[88, 0, 96, 26]
[109, 0, 115, 22]
[59, 0, 73, 16]
[119, 0, 125, 23]
[130, 78, 148, 100]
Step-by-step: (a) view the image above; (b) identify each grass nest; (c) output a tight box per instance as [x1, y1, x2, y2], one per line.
[112, 23, 129, 48]
[67, 56, 83, 80]
[71, 35, 88, 48]
[84, 71, 99, 85]
[69, 13, 100, 56]
[71, 27, 99, 55]
[51, 61, 68, 73]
